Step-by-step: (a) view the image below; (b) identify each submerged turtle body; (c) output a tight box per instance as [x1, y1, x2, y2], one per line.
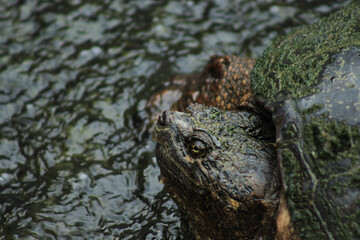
[153, 2, 360, 240]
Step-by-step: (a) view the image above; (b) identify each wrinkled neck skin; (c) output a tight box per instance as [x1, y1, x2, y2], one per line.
[153, 104, 281, 240]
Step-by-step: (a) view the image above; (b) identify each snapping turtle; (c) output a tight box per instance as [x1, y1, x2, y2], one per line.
[153, 2, 360, 240]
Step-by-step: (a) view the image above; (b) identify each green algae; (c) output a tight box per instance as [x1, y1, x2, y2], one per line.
[252, 1, 360, 101]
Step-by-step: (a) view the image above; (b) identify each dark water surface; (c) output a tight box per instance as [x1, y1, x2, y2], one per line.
[0, 1, 350, 239]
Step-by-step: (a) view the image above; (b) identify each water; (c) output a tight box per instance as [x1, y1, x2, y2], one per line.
[0, 0, 350, 239]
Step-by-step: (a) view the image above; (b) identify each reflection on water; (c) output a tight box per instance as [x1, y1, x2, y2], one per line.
[0, 0, 350, 239]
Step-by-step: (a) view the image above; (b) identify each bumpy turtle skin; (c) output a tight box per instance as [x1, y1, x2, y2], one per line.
[252, 2, 360, 239]
[147, 55, 256, 125]
[173, 55, 255, 111]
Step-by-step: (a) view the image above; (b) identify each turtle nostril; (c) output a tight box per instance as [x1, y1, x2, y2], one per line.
[158, 111, 170, 126]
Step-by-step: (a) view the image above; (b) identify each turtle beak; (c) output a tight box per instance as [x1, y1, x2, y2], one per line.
[152, 111, 171, 144]
[152, 110, 192, 144]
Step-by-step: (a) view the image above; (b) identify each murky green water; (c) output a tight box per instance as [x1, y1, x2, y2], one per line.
[0, 0, 350, 239]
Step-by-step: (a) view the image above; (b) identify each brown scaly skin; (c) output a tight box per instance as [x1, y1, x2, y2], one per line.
[172, 55, 255, 112]
[147, 55, 255, 121]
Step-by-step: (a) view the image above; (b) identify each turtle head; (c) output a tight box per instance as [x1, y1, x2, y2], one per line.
[153, 104, 280, 239]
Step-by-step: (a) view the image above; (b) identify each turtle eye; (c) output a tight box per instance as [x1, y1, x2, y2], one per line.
[186, 138, 209, 159]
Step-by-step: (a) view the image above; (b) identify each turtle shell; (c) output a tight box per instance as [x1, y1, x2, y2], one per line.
[251, 2, 360, 239]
